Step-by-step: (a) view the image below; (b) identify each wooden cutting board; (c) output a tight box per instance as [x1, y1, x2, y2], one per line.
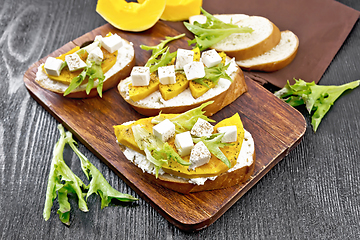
[23, 22, 306, 232]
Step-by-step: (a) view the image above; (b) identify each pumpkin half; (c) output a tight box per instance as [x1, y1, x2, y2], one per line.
[96, 0, 167, 32]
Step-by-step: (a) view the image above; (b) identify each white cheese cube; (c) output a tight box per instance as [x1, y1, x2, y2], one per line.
[131, 66, 150, 86]
[225, 57, 238, 76]
[158, 65, 176, 85]
[101, 34, 123, 53]
[217, 125, 237, 143]
[65, 53, 87, 72]
[174, 131, 194, 156]
[189, 141, 211, 170]
[201, 49, 222, 67]
[183, 61, 205, 80]
[94, 35, 104, 45]
[87, 47, 104, 65]
[190, 118, 214, 138]
[175, 49, 194, 70]
[83, 41, 101, 54]
[153, 119, 175, 142]
[44, 57, 64, 76]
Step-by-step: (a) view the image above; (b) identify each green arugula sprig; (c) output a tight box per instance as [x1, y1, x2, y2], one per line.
[184, 7, 253, 51]
[193, 62, 232, 88]
[43, 124, 138, 225]
[131, 124, 190, 178]
[63, 58, 105, 97]
[275, 79, 360, 132]
[151, 101, 215, 133]
[140, 33, 185, 73]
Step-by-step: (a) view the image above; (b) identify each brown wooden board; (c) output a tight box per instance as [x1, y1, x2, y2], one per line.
[23, 22, 306, 232]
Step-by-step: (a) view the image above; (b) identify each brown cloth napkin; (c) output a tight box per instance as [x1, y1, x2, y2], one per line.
[163, 0, 360, 88]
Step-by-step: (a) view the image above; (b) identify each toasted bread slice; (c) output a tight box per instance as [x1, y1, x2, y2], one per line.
[236, 30, 299, 72]
[35, 38, 135, 98]
[119, 129, 255, 194]
[117, 57, 247, 117]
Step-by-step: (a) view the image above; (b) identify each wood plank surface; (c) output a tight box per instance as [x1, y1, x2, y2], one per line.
[23, 22, 306, 231]
[2, 0, 360, 239]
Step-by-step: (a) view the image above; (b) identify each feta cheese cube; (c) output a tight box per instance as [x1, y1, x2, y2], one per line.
[225, 57, 238, 76]
[83, 41, 101, 54]
[158, 65, 176, 85]
[174, 131, 194, 156]
[189, 141, 211, 170]
[44, 57, 64, 76]
[190, 118, 214, 138]
[153, 119, 175, 142]
[217, 125, 237, 143]
[131, 66, 150, 86]
[175, 49, 194, 70]
[65, 53, 87, 72]
[201, 49, 222, 67]
[183, 61, 205, 80]
[87, 47, 104, 65]
[101, 34, 123, 53]
[94, 35, 103, 44]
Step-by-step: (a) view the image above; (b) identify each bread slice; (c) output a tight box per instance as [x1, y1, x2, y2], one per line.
[117, 58, 248, 117]
[35, 38, 135, 98]
[236, 30, 299, 72]
[188, 14, 281, 61]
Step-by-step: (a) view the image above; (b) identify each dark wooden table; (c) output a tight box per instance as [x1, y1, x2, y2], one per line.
[1, 0, 360, 239]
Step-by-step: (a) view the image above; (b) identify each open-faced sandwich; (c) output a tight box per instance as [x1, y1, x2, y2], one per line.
[35, 32, 135, 98]
[114, 102, 255, 194]
[118, 35, 248, 117]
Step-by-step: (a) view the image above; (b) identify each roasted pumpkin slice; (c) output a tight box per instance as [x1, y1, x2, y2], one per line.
[158, 73, 189, 100]
[189, 79, 216, 99]
[128, 73, 160, 102]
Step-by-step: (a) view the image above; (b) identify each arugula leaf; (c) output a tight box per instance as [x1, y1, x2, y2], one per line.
[153, 142, 191, 166]
[43, 124, 88, 225]
[193, 62, 232, 87]
[131, 124, 190, 177]
[192, 133, 233, 168]
[56, 187, 71, 224]
[43, 124, 138, 225]
[275, 79, 360, 132]
[149, 47, 177, 73]
[63, 48, 105, 97]
[140, 33, 185, 73]
[184, 7, 253, 51]
[87, 63, 105, 97]
[140, 33, 185, 59]
[131, 124, 163, 151]
[65, 131, 138, 208]
[152, 101, 215, 133]
[63, 69, 87, 96]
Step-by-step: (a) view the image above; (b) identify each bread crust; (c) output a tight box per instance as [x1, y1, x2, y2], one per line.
[117, 65, 248, 116]
[35, 39, 135, 98]
[154, 151, 255, 194]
